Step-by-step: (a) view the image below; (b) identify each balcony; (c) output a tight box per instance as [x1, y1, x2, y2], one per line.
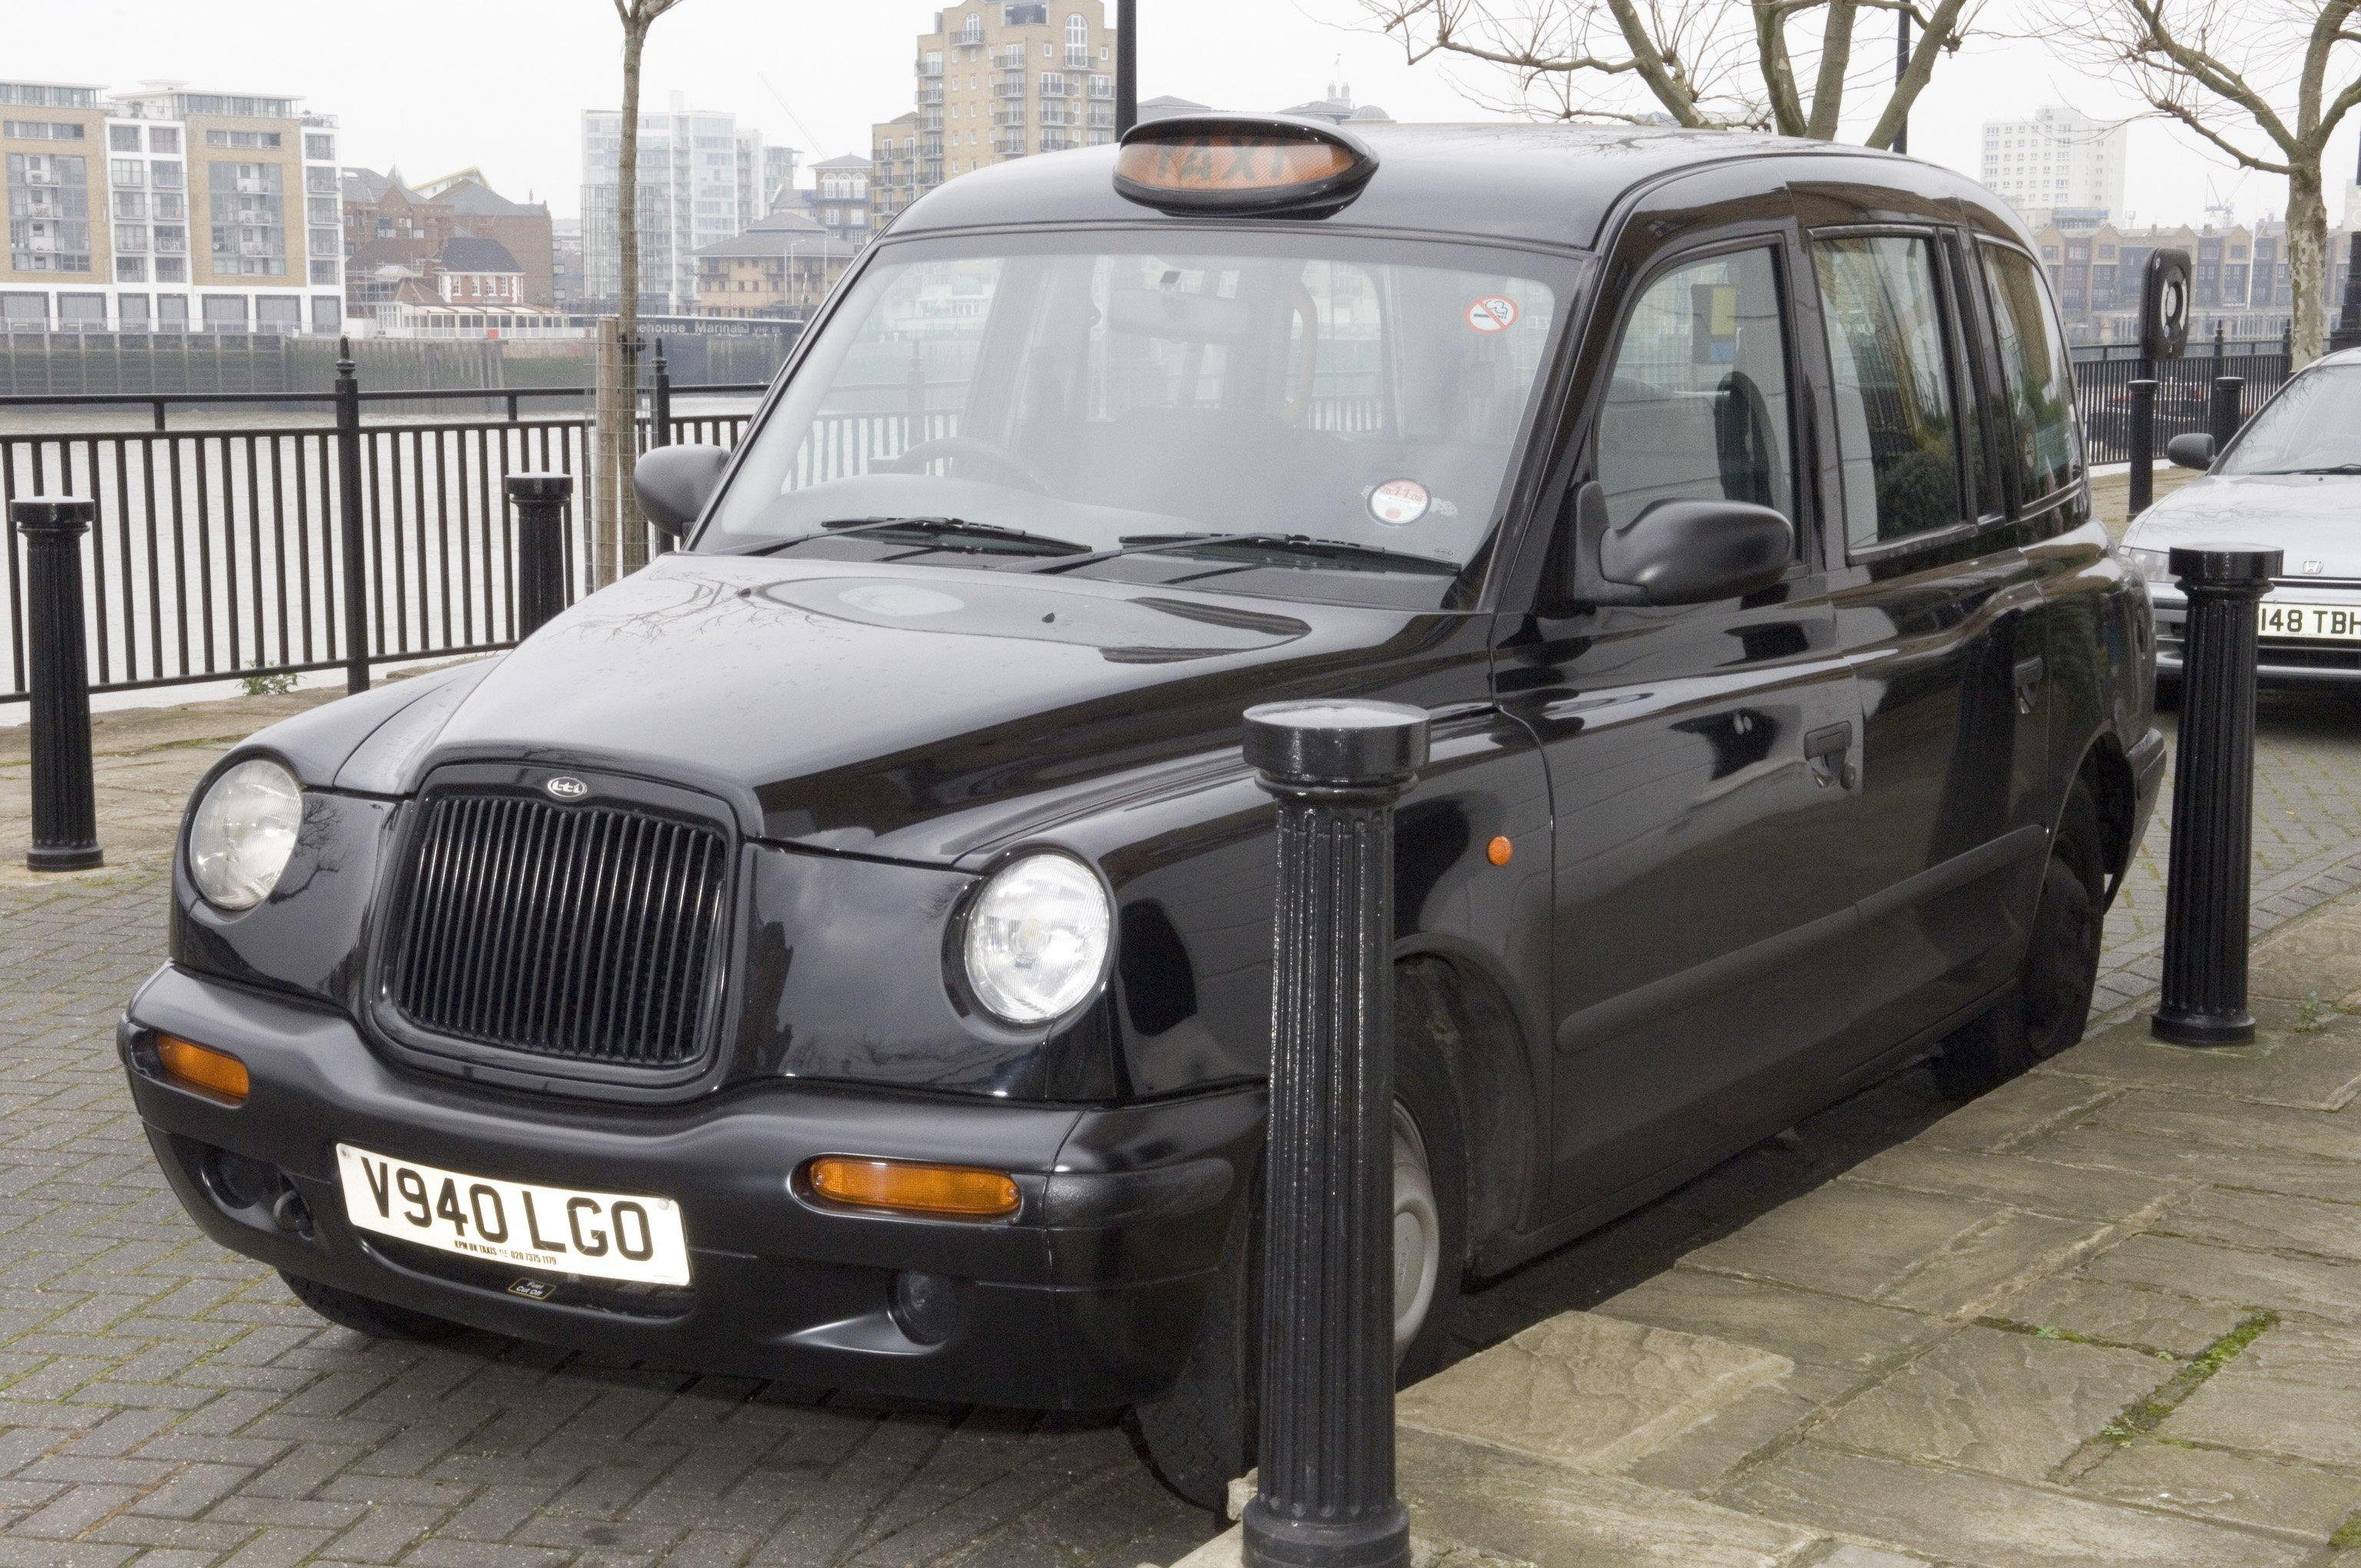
[1040, 133, 1078, 153]
[994, 72, 1027, 98]
[1090, 106, 1115, 128]
[995, 135, 1028, 158]
[918, 85, 943, 106]
[995, 106, 1028, 128]
[1040, 78, 1075, 98]
[1038, 105, 1074, 127]
[1066, 48, 1088, 68]
[917, 58, 943, 76]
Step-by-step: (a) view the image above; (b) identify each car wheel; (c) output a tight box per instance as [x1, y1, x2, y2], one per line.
[1126, 1012, 1467, 1510]
[1933, 781, 2106, 1100]
[281, 1270, 465, 1342]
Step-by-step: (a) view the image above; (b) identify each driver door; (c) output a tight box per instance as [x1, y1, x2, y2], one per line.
[1495, 218, 1872, 1222]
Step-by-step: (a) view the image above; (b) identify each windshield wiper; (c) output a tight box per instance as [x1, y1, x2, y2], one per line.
[1029, 530, 1459, 577]
[2290, 463, 2361, 476]
[740, 516, 1089, 558]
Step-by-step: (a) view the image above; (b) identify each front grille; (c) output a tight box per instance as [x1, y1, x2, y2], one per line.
[387, 792, 729, 1071]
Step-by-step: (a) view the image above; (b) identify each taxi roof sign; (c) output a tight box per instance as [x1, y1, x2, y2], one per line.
[1113, 115, 1378, 214]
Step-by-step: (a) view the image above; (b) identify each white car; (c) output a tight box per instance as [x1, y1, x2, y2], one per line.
[2121, 347, 2361, 687]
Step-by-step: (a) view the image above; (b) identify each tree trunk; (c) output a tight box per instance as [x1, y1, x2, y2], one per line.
[2288, 168, 2329, 369]
[614, 20, 648, 571]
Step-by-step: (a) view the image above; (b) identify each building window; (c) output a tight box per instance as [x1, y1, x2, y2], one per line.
[204, 129, 283, 150]
[57, 292, 106, 328]
[151, 160, 183, 189]
[5, 153, 92, 272]
[0, 292, 46, 327]
[312, 295, 340, 334]
[304, 132, 334, 161]
[2, 121, 88, 141]
[155, 256, 186, 282]
[111, 157, 144, 187]
[306, 194, 336, 224]
[112, 190, 147, 219]
[118, 294, 150, 331]
[210, 161, 287, 276]
[305, 166, 337, 197]
[962, 13, 981, 42]
[115, 223, 148, 251]
[148, 126, 178, 153]
[109, 125, 140, 151]
[255, 294, 301, 334]
[201, 294, 250, 331]
[1067, 12, 1088, 65]
[153, 224, 187, 254]
[115, 254, 147, 281]
[157, 293, 188, 329]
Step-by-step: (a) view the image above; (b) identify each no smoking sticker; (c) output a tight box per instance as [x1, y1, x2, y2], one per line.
[1466, 294, 1519, 333]
[1368, 479, 1430, 526]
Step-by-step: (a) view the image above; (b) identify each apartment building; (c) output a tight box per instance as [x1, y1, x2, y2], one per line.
[2, 79, 344, 334]
[342, 166, 555, 308]
[874, 1, 1117, 230]
[693, 209, 850, 318]
[2031, 215, 2356, 339]
[1980, 104, 2129, 228]
[581, 95, 778, 314]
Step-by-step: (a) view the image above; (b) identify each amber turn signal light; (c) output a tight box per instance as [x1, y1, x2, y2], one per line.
[156, 1035, 249, 1103]
[1487, 835, 1513, 866]
[807, 1158, 1020, 1219]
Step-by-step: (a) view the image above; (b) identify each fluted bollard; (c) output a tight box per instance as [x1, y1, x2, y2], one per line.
[15, 497, 102, 872]
[1240, 699, 1427, 1568]
[2209, 375, 2245, 453]
[2127, 378, 2157, 517]
[505, 473, 573, 639]
[2154, 545, 2282, 1046]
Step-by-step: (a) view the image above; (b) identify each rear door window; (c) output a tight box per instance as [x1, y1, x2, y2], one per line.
[1980, 244, 2080, 506]
[1593, 247, 1795, 532]
[1811, 235, 1966, 551]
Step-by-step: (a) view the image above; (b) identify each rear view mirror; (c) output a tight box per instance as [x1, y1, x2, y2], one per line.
[1565, 493, 1792, 608]
[633, 444, 731, 537]
[2165, 433, 2216, 471]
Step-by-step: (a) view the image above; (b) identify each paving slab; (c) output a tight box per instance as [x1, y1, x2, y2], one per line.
[1393, 1311, 1792, 1473]
[1808, 1324, 2173, 1483]
[1618, 1364, 1859, 1493]
[2077, 1440, 2361, 1540]
[2013, 1125, 2361, 1207]
[2166, 1316, 2361, 1468]
[2247, 917, 2361, 1005]
[1718, 1441, 2307, 1567]
[1988, 1275, 2252, 1357]
[2157, 1185, 2361, 1261]
[2087, 1236, 2361, 1325]
[1594, 1269, 1944, 1374]
[2078, 1088, 2361, 1164]
[1840, 1141, 2191, 1224]
[2033, 1015, 2361, 1111]
[1912, 1073, 2122, 1156]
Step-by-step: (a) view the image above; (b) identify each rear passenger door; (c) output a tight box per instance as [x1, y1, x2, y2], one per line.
[1800, 218, 2051, 1061]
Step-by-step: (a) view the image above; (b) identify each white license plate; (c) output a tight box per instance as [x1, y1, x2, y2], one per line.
[335, 1144, 689, 1287]
[2260, 602, 2361, 642]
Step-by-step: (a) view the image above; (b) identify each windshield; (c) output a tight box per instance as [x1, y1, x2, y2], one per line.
[697, 230, 1575, 606]
[2220, 366, 2361, 476]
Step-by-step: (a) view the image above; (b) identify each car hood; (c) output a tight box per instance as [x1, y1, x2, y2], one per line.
[337, 553, 1457, 862]
[2125, 473, 2361, 578]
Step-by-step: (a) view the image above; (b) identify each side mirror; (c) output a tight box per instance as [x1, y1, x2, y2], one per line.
[633, 444, 731, 537]
[2164, 432, 2216, 471]
[1579, 497, 1793, 607]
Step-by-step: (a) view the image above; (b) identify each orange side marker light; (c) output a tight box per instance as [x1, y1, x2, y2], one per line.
[1487, 835, 1513, 866]
[157, 1035, 250, 1103]
[807, 1157, 1021, 1219]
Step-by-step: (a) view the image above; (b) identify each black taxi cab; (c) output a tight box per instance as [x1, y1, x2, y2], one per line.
[120, 115, 2162, 1506]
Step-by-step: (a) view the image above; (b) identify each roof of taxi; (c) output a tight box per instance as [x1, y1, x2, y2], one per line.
[886, 121, 1958, 253]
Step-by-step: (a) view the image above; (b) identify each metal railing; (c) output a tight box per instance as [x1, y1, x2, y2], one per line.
[2070, 334, 2290, 466]
[0, 350, 766, 706]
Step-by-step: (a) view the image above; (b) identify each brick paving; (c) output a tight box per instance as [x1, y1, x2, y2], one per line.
[8, 678, 2361, 1566]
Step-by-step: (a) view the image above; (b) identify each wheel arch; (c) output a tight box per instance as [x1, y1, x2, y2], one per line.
[2070, 730, 2137, 902]
[1393, 945, 1542, 1277]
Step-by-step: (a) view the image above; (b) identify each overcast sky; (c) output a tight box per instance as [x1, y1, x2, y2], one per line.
[12, 0, 2357, 230]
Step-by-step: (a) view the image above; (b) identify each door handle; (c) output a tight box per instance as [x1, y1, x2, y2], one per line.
[1805, 720, 1857, 791]
[2014, 655, 2046, 714]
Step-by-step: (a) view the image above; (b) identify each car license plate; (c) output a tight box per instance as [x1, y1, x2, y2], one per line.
[335, 1144, 689, 1287]
[2259, 603, 2361, 642]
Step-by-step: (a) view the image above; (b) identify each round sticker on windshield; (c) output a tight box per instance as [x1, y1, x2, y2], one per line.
[1466, 294, 1519, 334]
[1369, 479, 1431, 527]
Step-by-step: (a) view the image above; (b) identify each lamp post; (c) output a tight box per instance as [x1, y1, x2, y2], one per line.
[1892, 8, 1911, 155]
[1116, 0, 1137, 137]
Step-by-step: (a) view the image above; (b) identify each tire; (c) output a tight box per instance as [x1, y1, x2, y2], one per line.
[1932, 781, 2107, 1100]
[281, 1270, 465, 1342]
[1126, 992, 1469, 1510]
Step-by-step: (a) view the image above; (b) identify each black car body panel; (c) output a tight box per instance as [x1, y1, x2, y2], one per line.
[125, 123, 2160, 1408]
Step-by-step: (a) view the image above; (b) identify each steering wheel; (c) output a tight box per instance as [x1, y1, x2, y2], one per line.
[882, 434, 1051, 493]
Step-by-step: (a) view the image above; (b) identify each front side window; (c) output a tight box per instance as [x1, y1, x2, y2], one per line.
[1981, 244, 2079, 503]
[1594, 247, 1794, 531]
[702, 233, 1572, 606]
[1814, 234, 1964, 550]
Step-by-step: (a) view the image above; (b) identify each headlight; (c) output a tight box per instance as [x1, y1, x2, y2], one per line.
[961, 852, 1111, 1025]
[188, 758, 303, 911]
[2121, 546, 2173, 585]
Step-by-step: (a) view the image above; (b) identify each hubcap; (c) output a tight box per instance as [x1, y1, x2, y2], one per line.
[1391, 1102, 1441, 1361]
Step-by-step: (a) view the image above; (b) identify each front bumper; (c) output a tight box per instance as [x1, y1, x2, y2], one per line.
[122, 965, 1259, 1410]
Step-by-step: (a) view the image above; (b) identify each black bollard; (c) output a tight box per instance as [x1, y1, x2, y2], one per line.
[15, 497, 103, 872]
[334, 341, 370, 695]
[1240, 699, 1427, 1568]
[2209, 375, 2245, 453]
[2127, 378, 2157, 518]
[505, 473, 573, 639]
[2153, 545, 2282, 1046]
